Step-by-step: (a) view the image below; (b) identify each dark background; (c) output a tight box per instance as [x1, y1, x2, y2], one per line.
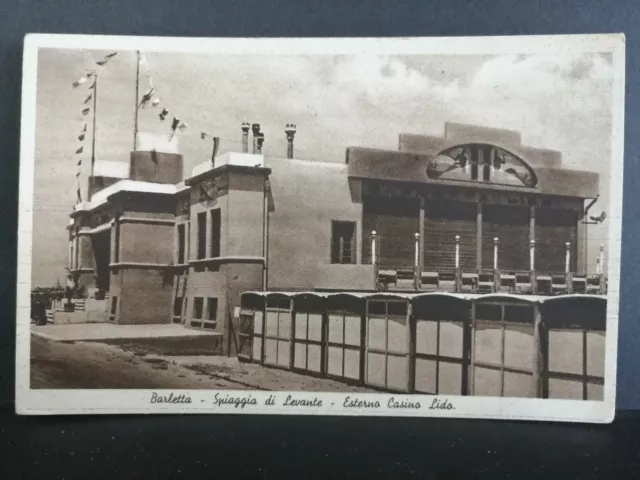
[1, 0, 639, 477]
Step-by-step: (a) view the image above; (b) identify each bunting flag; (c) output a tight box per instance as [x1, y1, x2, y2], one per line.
[83, 93, 92, 104]
[77, 159, 82, 166]
[77, 187, 82, 203]
[81, 124, 87, 133]
[96, 52, 118, 66]
[82, 107, 90, 116]
[71, 76, 88, 88]
[78, 132, 85, 142]
[88, 80, 96, 90]
[138, 88, 155, 108]
[137, 51, 221, 151]
[75, 146, 83, 154]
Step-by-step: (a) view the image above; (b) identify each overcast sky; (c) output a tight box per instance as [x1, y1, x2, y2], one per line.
[32, 48, 615, 286]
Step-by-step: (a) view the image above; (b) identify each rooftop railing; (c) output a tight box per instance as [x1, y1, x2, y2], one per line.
[369, 231, 607, 295]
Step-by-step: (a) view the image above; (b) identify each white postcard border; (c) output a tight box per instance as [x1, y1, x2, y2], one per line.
[16, 33, 626, 422]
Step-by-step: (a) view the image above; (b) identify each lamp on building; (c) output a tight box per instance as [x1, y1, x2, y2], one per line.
[241, 122, 251, 153]
[251, 123, 261, 154]
[285, 124, 297, 159]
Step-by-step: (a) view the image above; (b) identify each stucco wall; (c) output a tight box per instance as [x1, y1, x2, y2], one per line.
[129, 151, 183, 185]
[114, 267, 173, 325]
[266, 157, 364, 290]
[119, 222, 174, 265]
[226, 173, 266, 258]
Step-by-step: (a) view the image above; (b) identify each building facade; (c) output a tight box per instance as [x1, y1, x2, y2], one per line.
[66, 122, 606, 355]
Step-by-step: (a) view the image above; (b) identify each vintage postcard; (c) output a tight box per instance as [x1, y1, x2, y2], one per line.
[16, 33, 625, 422]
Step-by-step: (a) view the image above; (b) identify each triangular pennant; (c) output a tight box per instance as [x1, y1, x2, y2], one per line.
[78, 133, 85, 142]
[77, 159, 82, 166]
[105, 52, 118, 58]
[82, 107, 90, 116]
[76, 146, 83, 154]
[171, 117, 180, 131]
[159, 108, 169, 121]
[81, 124, 87, 133]
[87, 72, 95, 78]
[88, 81, 96, 90]
[151, 97, 160, 107]
[71, 76, 88, 88]
[138, 88, 155, 108]
[178, 122, 188, 132]
[83, 93, 92, 104]
[77, 187, 82, 203]
[200, 132, 207, 140]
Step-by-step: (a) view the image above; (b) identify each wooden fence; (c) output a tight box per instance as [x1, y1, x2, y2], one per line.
[237, 291, 606, 400]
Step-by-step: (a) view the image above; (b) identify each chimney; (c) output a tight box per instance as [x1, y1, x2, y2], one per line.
[256, 132, 265, 154]
[241, 122, 250, 153]
[251, 123, 261, 154]
[285, 124, 297, 159]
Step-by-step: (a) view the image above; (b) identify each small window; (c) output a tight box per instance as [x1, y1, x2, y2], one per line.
[331, 221, 356, 264]
[207, 298, 218, 321]
[110, 296, 118, 315]
[197, 212, 206, 259]
[173, 297, 183, 317]
[177, 224, 185, 264]
[193, 297, 204, 319]
[210, 209, 221, 258]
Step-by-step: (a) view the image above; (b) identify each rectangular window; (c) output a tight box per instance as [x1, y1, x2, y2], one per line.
[210, 209, 221, 258]
[114, 214, 120, 263]
[193, 297, 204, 319]
[173, 297, 183, 317]
[177, 224, 185, 264]
[207, 298, 218, 321]
[109, 296, 118, 321]
[331, 221, 356, 264]
[197, 212, 206, 259]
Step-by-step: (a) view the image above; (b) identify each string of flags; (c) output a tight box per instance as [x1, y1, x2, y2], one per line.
[70, 51, 118, 203]
[137, 52, 219, 154]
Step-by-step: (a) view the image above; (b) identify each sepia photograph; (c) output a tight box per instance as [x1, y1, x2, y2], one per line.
[16, 34, 624, 421]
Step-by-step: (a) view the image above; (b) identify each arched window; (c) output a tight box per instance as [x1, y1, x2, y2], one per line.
[426, 144, 538, 188]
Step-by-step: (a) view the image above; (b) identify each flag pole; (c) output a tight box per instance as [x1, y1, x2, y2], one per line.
[133, 50, 140, 151]
[90, 72, 98, 179]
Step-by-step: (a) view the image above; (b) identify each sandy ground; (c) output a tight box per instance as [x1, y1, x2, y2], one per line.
[30, 334, 376, 392]
[30, 335, 249, 390]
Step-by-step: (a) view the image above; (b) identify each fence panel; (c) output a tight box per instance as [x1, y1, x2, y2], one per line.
[263, 297, 292, 368]
[413, 295, 470, 395]
[365, 298, 410, 391]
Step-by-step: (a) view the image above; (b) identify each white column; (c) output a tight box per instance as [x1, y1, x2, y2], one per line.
[205, 210, 213, 259]
[565, 241, 571, 274]
[529, 239, 536, 271]
[455, 235, 460, 269]
[371, 230, 377, 265]
[69, 238, 74, 270]
[598, 244, 605, 274]
[493, 237, 499, 270]
[414, 233, 420, 268]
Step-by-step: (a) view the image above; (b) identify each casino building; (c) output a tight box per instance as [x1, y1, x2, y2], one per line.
[64, 121, 608, 399]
